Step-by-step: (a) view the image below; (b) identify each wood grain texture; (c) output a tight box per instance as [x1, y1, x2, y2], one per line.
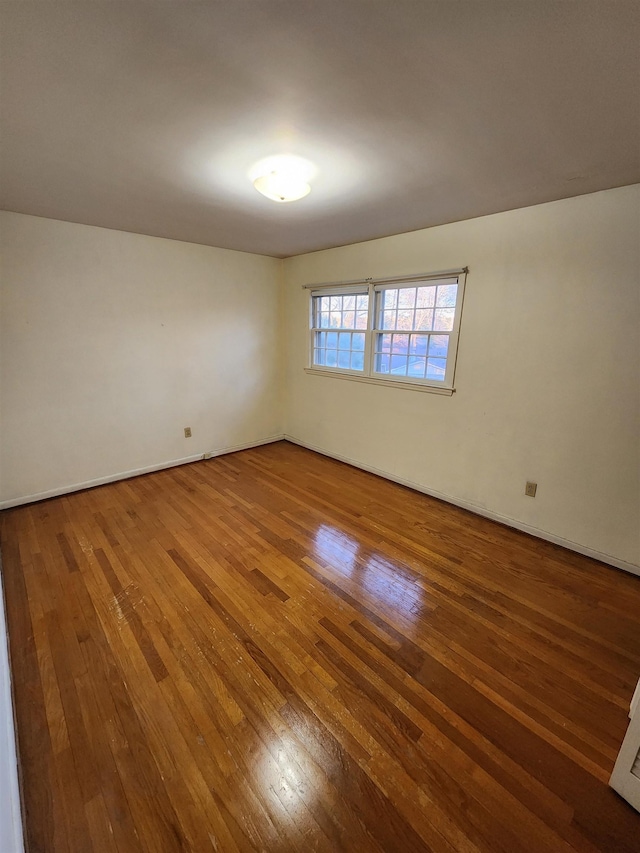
[1, 440, 639, 852]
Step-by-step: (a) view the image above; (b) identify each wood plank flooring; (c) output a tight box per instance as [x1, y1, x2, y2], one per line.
[1, 440, 639, 852]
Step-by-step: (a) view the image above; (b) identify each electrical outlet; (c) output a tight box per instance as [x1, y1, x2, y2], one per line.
[184, 427, 192, 438]
[525, 481, 537, 497]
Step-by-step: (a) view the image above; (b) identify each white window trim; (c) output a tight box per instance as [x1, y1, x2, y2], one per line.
[305, 268, 468, 395]
[610, 677, 640, 812]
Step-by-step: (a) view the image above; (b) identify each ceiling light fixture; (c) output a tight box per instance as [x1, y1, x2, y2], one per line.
[250, 155, 315, 203]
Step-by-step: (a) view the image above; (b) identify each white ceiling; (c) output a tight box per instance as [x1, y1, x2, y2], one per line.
[1, 1, 639, 258]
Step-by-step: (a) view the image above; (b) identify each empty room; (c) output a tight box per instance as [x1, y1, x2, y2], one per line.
[1, 2, 639, 851]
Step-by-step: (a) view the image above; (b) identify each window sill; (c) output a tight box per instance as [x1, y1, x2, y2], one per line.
[304, 367, 455, 395]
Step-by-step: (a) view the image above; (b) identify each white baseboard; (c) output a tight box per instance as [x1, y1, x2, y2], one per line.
[0, 435, 285, 510]
[0, 557, 25, 853]
[283, 434, 640, 578]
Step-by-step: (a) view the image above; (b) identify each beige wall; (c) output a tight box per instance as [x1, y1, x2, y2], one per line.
[282, 185, 640, 571]
[1, 187, 638, 570]
[0, 212, 284, 504]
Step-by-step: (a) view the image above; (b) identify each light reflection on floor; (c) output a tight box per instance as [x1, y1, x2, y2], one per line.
[313, 524, 423, 622]
[314, 524, 359, 573]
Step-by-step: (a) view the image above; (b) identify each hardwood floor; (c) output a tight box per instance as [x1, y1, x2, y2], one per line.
[1, 440, 639, 852]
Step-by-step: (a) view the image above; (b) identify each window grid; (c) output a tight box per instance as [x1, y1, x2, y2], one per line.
[374, 332, 449, 380]
[308, 273, 465, 391]
[311, 292, 369, 373]
[373, 283, 458, 383]
[314, 330, 366, 371]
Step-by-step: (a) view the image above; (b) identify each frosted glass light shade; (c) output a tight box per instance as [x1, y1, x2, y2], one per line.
[250, 155, 315, 203]
[253, 172, 310, 202]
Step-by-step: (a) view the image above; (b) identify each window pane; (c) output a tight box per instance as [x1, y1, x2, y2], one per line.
[356, 294, 369, 310]
[352, 333, 365, 351]
[398, 288, 416, 309]
[414, 309, 433, 331]
[391, 334, 409, 354]
[428, 335, 449, 357]
[409, 334, 428, 356]
[337, 350, 351, 369]
[416, 286, 436, 308]
[314, 348, 325, 365]
[378, 333, 392, 353]
[318, 311, 330, 328]
[330, 311, 342, 327]
[426, 358, 446, 380]
[315, 331, 326, 348]
[434, 308, 455, 331]
[436, 283, 458, 307]
[326, 349, 338, 367]
[330, 296, 341, 311]
[355, 310, 368, 329]
[376, 353, 390, 373]
[351, 351, 364, 371]
[382, 310, 396, 330]
[343, 310, 355, 328]
[408, 357, 426, 378]
[326, 332, 337, 348]
[390, 354, 408, 375]
[338, 332, 351, 350]
[343, 294, 356, 310]
[397, 310, 413, 330]
[381, 289, 397, 309]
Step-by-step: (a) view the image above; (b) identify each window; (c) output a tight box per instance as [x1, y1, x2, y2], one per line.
[308, 269, 467, 393]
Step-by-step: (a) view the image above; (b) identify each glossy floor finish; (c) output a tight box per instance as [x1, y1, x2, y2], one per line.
[2, 441, 639, 852]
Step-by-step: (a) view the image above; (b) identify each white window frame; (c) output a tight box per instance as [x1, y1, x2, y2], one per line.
[305, 268, 467, 395]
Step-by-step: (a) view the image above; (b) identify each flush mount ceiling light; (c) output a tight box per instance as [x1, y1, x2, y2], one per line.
[250, 155, 316, 203]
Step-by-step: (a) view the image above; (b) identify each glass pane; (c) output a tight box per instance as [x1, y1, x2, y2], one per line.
[351, 351, 364, 371]
[408, 357, 426, 378]
[434, 308, 455, 331]
[378, 333, 392, 353]
[314, 348, 325, 366]
[416, 286, 436, 308]
[426, 357, 446, 380]
[356, 294, 369, 310]
[326, 349, 338, 367]
[337, 350, 351, 369]
[436, 283, 458, 307]
[397, 309, 413, 330]
[382, 289, 397, 309]
[326, 332, 338, 348]
[428, 335, 449, 357]
[376, 353, 390, 373]
[409, 334, 428, 356]
[355, 311, 368, 329]
[330, 296, 342, 311]
[338, 332, 351, 350]
[352, 332, 365, 351]
[390, 354, 408, 375]
[398, 288, 416, 309]
[315, 331, 326, 348]
[414, 309, 433, 331]
[343, 310, 355, 328]
[318, 312, 331, 328]
[343, 294, 356, 310]
[382, 310, 396, 330]
[330, 311, 342, 327]
[391, 334, 408, 354]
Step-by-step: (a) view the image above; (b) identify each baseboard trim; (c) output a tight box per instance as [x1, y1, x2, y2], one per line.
[0, 555, 25, 853]
[283, 434, 640, 577]
[0, 435, 286, 510]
